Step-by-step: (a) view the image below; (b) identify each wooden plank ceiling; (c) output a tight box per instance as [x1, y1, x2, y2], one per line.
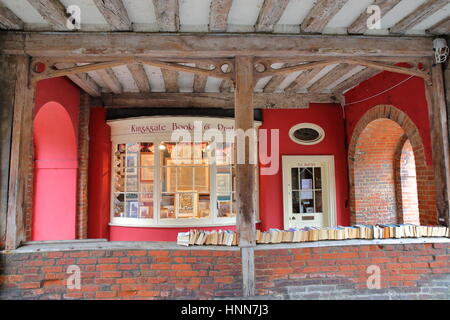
[1, 0, 447, 100]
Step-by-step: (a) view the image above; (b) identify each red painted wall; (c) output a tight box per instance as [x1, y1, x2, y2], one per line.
[344, 71, 433, 165]
[259, 105, 350, 230]
[32, 78, 80, 241]
[88, 108, 111, 239]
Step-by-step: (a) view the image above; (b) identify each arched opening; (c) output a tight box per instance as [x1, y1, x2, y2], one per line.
[33, 102, 78, 240]
[348, 105, 437, 226]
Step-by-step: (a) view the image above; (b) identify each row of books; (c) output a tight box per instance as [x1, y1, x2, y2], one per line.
[177, 229, 238, 247]
[177, 224, 450, 246]
[256, 224, 450, 244]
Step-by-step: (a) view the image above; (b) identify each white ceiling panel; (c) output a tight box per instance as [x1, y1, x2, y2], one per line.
[324, 0, 373, 34]
[205, 77, 222, 92]
[1, 0, 48, 24]
[406, 2, 450, 34]
[227, 0, 264, 32]
[278, 71, 304, 92]
[143, 65, 165, 92]
[179, 0, 212, 32]
[274, 0, 316, 33]
[123, 0, 158, 31]
[381, 0, 428, 29]
[111, 65, 139, 93]
[178, 63, 195, 92]
[325, 65, 366, 91]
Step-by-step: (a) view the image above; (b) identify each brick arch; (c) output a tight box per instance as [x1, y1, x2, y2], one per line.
[348, 105, 437, 225]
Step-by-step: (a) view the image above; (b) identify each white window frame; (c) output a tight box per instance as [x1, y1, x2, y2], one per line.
[108, 116, 261, 228]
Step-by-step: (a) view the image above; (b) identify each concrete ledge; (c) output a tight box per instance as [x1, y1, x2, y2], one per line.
[6, 237, 450, 253]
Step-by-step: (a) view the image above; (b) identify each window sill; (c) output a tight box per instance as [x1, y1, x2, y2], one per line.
[109, 219, 262, 228]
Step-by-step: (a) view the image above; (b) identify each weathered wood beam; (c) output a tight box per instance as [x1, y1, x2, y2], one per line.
[425, 63, 450, 226]
[301, 0, 348, 33]
[96, 68, 122, 94]
[285, 67, 324, 93]
[427, 17, 450, 35]
[6, 56, 35, 250]
[55, 63, 101, 97]
[235, 56, 256, 297]
[76, 93, 90, 239]
[27, 0, 68, 31]
[343, 59, 429, 79]
[193, 63, 209, 93]
[127, 63, 151, 93]
[348, 0, 401, 34]
[93, 0, 131, 31]
[161, 69, 178, 93]
[255, 0, 289, 32]
[209, 0, 233, 32]
[332, 67, 380, 93]
[219, 79, 233, 93]
[308, 63, 355, 93]
[100, 92, 335, 109]
[35, 60, 133, 81]
[153, 0, 179, 32]
[0, 4, 24, 30]
[141, 60, 233, 80]
[0, 33, 433, 59]
[390, 0, 448, 34]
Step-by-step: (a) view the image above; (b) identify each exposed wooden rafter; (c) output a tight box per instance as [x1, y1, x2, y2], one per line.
[153, 0, 179, 32]
[193, 63, 209, 93]
[390, 0, 449, 34]
[348, 0, 401, 34]
[161, 69, 178, 93]
[127, 63, 151, 93]
[284, 67, 324, 93]
[209, 0, 233, 32]
[0, 4, 23, 30]
[99, 92, 336, 109]
[55, 63, 101, 97]
[255, 0, 290, 32]
[93, 0, 131, 31]
[27, 0, 68, 31]
[308, 63, 355, 93]
[332, 67, 381, 93]
[301, 0, 349, 33]
[427, 17, 450, 34]
[96, 68, 122, 94]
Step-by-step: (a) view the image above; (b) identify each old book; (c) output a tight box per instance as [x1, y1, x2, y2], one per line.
[177, 232, 190, 246]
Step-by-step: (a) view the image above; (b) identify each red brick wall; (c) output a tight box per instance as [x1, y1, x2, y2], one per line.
[352, 119, 404, 224]
[1, 243, 449, 299]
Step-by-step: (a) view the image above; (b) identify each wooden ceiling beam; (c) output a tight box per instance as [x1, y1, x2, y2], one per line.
[27, 0, 68, 31]
[193, 63, 210, 93]
[332, 67, 380, 93]
[255, 0, 290, 32]
[100, 92, 337, 109]
[93, 0, 131, 31]
[0, 33, 433, 59]
[153, 0, 179, 32]
[427, 17, 450, 35]
[161, 69, 179, 93]
[301, 0, 349, 33]
[308, 63, 355, 93]
[55, 62, 101, 97]
[348, 0, 401, 34]
[209, 0, 233, 32]
[127, 63, 151, 93]
[96, 68, 122, 94]
[0, 4, 23, 30]
[285, 67, 324, 93]
[390, 0, 448, 34]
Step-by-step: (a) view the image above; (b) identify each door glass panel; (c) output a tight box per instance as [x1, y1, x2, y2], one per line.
[292, 191, 300, 213]
[315, 190, 323, 213]
[301, 191, 314, 213]
[291, 168, 299, 190]
[314, 167, 322, 189]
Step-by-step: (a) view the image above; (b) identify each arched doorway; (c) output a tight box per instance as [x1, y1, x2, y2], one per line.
[33, 102, 78, 240]
[348, 105, 437, 226]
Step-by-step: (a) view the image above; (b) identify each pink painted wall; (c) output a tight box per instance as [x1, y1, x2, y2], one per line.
[32, 78, 80, 241]
[258, 105, 350, 230]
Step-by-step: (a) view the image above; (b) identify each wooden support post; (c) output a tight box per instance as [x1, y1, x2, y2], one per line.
[234, 56, 256, 297]
[5, 56, 35, 250]
[425, 63, 450, 226]
[76, 93, 90, 239]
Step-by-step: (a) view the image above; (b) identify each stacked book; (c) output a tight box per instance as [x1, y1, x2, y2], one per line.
[255, 224, 450, 244]
[177, 229, 238, 247]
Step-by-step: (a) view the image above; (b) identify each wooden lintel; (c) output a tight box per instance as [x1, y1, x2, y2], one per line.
[99, 92, 335, 109]
[141, 60, 234, 80]
[0, 33, 433, 59]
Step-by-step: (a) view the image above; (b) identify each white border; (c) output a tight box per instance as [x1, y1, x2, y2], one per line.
[288, 123, 325, 145]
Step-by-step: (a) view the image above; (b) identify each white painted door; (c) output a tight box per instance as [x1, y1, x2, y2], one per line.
[282, 156, 336, 229]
